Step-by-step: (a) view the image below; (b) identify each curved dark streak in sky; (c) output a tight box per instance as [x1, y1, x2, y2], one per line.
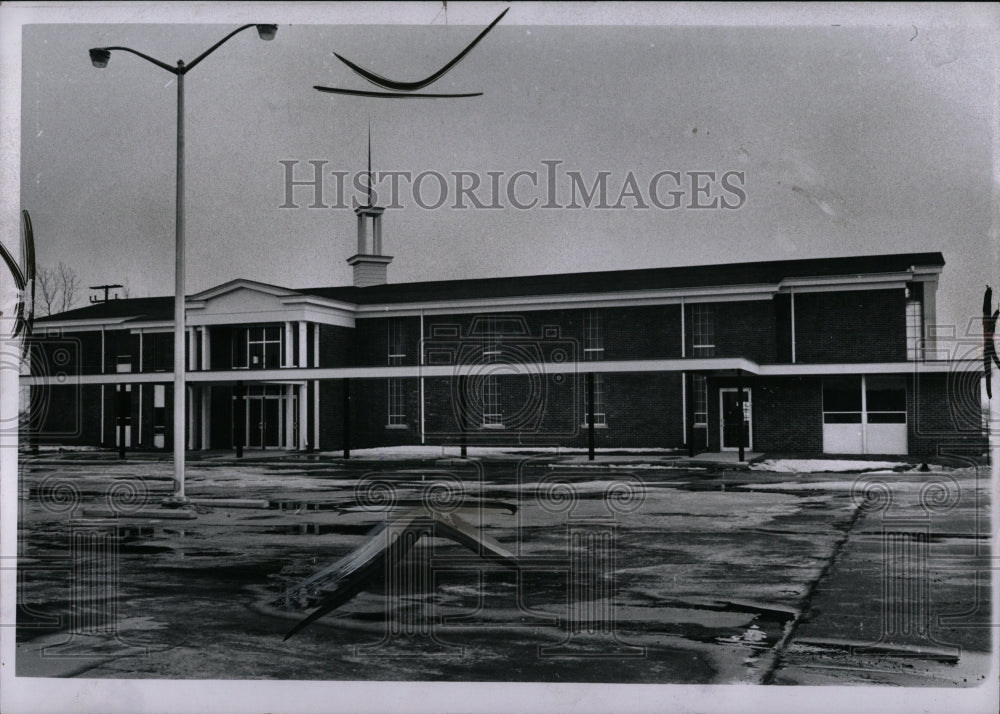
[332, 7, 509, 92]
[314, 86, 482, 98]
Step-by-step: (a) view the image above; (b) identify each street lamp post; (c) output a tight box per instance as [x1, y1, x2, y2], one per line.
[90, 24, 277, 503]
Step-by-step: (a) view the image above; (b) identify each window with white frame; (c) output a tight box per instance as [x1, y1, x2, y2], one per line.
[483, 315, 502, 361]
[481, 316, 503, 427]
[906, 299, 923, 361]
[583, 309, 604, 359]
[693, 374, 708, 426]
[583, 310, 607, 426]
[482, 375, 503, 427]
[387, 318, 406, 426]
[388, 318, 406, 365]
[232, 326, 282, 369]
[387, 379, 406, 426]
[691, 304, 715, 357]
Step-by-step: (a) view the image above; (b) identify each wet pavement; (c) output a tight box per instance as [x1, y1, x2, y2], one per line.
[13, 453, 994, 685]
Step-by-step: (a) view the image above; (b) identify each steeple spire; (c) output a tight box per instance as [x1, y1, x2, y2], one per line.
[348, 119, 391, 287]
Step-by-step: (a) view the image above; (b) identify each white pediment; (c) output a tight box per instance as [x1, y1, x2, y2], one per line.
[193, 286, 292, 316]
[186, 280, 355, 328]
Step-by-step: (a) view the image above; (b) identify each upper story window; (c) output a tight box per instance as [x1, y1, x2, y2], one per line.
[232, 326, 282, 369]
[583, 310, 604, 359]
[483, 316, 502, 362]
[582, 311, 607, 426]
[387, 318, 406, 366]
[906, 299, 923, 361]
[691, 304, 715, 357]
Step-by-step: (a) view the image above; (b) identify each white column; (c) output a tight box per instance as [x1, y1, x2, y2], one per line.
[357, 213, 366, 254]
[298, 321, 308, 368]
[313, 381, 320, 451]
[187, 328, 197, 371]
[200, 326, 210, 370]
[790, 290, 797, 364]
[187, 385, 196, 450]
[284, 384, 294, 449]
[298, 383, 308, 450]
[922, 279, 938, 357]
[284, 321, 294, 367]
[200, 385, 210, 450]
[313, 321, 321, 450]
[137, 384, 143, 447]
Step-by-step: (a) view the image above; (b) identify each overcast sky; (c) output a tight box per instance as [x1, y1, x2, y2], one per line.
[9, 3, 1000, 335]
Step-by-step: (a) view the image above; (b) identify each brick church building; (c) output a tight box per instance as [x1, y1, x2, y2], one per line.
[23, 205, 983, 458]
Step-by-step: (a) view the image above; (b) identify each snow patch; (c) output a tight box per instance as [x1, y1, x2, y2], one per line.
[750, 458, 912, 474]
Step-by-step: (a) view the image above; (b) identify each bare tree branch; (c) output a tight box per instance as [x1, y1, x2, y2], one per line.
[56, 261, 79, 313]
[35, 262, 81, 316]
[35, 265, 57, 316]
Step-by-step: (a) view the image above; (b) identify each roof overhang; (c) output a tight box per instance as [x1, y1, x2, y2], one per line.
[21, 357, 976, 386]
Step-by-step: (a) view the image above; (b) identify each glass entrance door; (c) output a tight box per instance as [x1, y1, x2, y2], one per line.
[236, 385, 287, 449]
[720, 388, 752, 450]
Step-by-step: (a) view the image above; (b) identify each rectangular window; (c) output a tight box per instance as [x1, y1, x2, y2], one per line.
[693, 374, 708, 426]
[480, 317, 503, 426]
[387, 319, 406, 426]
[233, 326, 282, 369]
[387, 318, 406, 365]
[483, 375, 503, 427]
[583, 309, 604, 358]
[691, 304, 715, 357]
[116, 354, 132, 373]
[482, 316, 502, 361]
[387, 379, 406, 427]
[823, 376, 863, 424]
[583, 310, 607, 426]
[906, 299, 923, 360]
[866, 375, 906, 424]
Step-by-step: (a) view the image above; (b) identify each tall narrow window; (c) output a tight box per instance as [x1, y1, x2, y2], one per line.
[583, 310, 607, 426]
[387, 318, 406, 426]
[482, 316, 503, 427]
[388, 318, 406, 364]
[583, 310, 604, 359]
[691, 305, 715, 357]
[693, 374, 708, 427]
[906, 299, 923, 361]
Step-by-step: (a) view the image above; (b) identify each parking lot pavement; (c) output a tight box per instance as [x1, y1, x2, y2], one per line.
[763, 467, 994, 686]
[12, 455, 994, 686]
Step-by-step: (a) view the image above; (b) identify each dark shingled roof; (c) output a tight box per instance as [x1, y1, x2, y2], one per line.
[37, 252, 944, 322]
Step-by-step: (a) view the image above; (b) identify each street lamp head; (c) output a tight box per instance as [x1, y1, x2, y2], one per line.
[256, 24, 277, 41]
[89, 48, 111, 68]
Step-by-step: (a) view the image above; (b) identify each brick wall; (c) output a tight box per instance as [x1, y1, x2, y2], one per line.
[794, 289, 907, 363]
[908, 373, 986, 457]
[353, 316, 421, 367]
[705, 376, 823, 453]
[686, 300, 777, 363]
[317, 324, 354, 367]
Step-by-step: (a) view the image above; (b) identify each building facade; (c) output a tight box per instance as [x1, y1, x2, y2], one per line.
[22, 213, 983, 458]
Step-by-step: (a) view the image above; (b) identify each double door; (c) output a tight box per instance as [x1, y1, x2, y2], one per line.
[235, 386, 296, 449]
